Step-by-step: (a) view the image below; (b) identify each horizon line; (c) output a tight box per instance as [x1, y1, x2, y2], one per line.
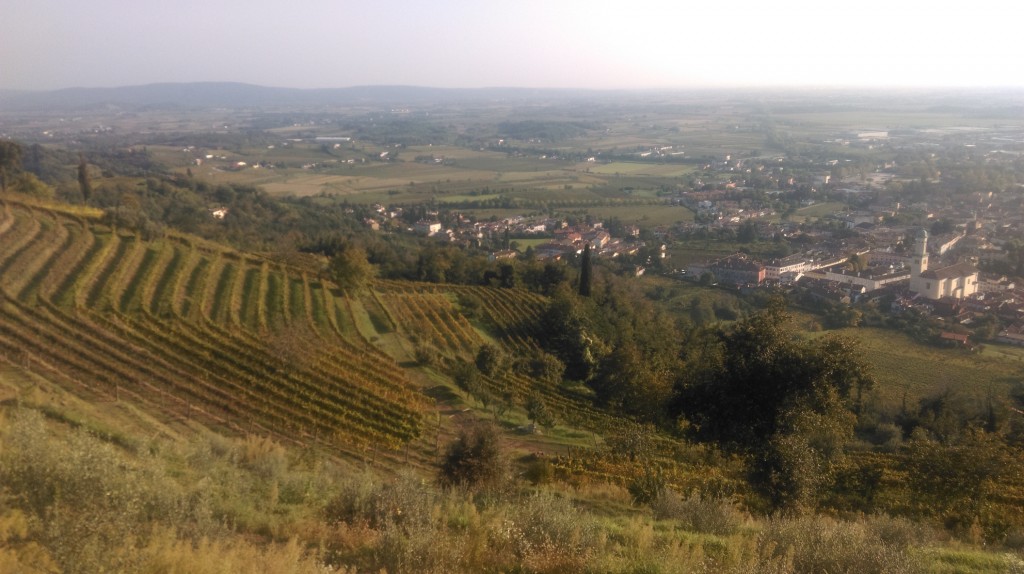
[5, 81, 1024, 94]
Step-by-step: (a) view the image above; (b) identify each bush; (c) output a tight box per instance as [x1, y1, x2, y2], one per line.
[323, 469, 382, 526]
[499, 491, 599, 572]
[523, 456, 553, 485]
[413, 342, 439, 366]
[651, 490, 746, 535]
[627, 467, 666, 506]
[872, 422, 905, 452]
[863, 514, 934, 548]
[439, 423, 506, 491]
[754, 514, 924, 574]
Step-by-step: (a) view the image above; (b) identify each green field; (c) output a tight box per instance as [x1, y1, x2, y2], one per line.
[793, 201, 848, 221]
[582, 204, 694, 227]
[583, 161, 695, 177]
[819, 327, 1019, 403]
[509, 237, 550, 250]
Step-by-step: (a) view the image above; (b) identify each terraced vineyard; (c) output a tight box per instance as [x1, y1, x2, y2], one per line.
[376, 285, 483, 357]
[0, 197, 676, 468]
[0, 198, 428, 455]
[375, 280, 630, 435]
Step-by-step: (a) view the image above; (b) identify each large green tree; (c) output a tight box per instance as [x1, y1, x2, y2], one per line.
[674, 305, 874, 510]
[676, 306, 872, 448]
[538, 287, 604, 382]
[590, 342, 673, 420]
[474, 343, 504, 377]
[330, 245, 374, 292]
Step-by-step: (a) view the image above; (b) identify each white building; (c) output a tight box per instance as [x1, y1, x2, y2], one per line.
[909, 228, 978, 300]
[414, 220, 443, 235]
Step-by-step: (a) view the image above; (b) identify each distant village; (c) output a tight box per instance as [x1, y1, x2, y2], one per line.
[362, 204, 653, 263]
[352, 191, 1022, 346]
[327, 126, 1024, 348]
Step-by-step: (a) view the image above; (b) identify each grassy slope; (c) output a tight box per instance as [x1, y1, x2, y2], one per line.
[830, 327, 1020, 403]
[3, 361, 1022, 574]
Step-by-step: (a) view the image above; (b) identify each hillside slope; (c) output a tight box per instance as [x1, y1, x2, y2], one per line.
[0, 196, 622, 470]
[0, 197, 430, 461]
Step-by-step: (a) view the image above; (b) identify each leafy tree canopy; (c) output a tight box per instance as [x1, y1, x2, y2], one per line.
[674, 304, 874, 453]
[330, 245, 375, 292]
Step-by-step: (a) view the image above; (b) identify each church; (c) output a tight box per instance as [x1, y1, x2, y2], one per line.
[908, 228, 978, 300]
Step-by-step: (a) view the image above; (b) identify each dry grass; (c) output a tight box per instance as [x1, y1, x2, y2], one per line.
[2, 403, 1021, 573]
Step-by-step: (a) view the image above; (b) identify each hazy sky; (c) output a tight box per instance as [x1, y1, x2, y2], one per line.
[3, 0, 1023, 91]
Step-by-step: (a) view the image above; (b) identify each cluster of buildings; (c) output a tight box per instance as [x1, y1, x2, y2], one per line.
[686, 223, 1024, 344]
[364, 207, 652, 261]
[530, 225, 649, 261]
[688, 228, 981, 301]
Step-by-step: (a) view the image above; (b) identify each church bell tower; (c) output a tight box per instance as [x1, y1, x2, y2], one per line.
[909, 228, 930, 295]
[911, 228, 928, 276]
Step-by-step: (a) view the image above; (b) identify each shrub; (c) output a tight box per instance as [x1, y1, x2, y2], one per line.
[323, 469, 382, 526]
[439, 423, 506, 490]
[371, 474, 468, 574]
[525, 392, 555, 429]
[375, 515, 464, 574]
[0, 409, 193, 573]
[500, 491, 599, 572]
[136, 532, 338, 574]
[523, 456, 553, 485]
[627, 467, 666, 506]
[651, 490, 746, 535]
[475, 344, 504, 377]
[413, 342, 439, 366]
[863, 514, 934, 548]
[237, 434, 289, 483]
[754, 514, 924, 574]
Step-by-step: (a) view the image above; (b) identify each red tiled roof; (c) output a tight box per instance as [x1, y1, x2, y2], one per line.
[939, 331, 969, 343]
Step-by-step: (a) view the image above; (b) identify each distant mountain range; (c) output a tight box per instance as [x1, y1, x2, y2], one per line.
[3, 82, 1022, 115]
[0, 82, 610, 111]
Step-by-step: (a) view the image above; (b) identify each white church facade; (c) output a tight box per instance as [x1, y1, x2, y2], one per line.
[908, 228, 978, 300]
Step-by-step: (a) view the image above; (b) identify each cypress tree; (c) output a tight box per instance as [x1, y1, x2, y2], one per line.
[579, 243, 593, 297]
[77, 154, 92, 204]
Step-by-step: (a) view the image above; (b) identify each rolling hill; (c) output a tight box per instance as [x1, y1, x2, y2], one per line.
[0, 197, 432, 458]
[0, 195, 625, 467]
